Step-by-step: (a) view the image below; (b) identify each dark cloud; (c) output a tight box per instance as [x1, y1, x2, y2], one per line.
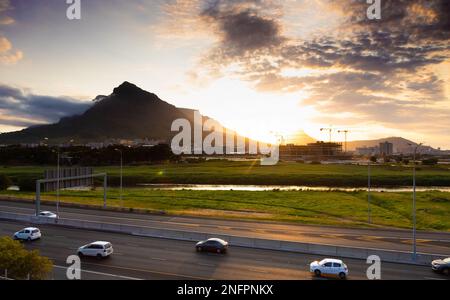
[0, 84, 91, 127]
[199, 0, 449, 77]
[200, 0, 284, 58]
[332, 0, 450, 41]
[197, 0, 449, 120]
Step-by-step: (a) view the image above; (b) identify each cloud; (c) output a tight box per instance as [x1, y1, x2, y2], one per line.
[0, 84, 92, 127]
[330, 0, 450, 41]
[0, 37, 23, 65]
[165, 0, 449, 143]
[0, 0, 13, 25]
[0, 0, 21, 65]
[200, 0, 284, 55]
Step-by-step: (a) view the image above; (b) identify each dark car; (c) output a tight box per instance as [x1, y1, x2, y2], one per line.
[196, 238, 229, 254]
[431, 258, 450, 275]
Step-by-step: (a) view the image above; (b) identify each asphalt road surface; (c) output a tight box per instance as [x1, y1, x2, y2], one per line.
[0, 199, 449, 256]
[0, 220, 448, 280]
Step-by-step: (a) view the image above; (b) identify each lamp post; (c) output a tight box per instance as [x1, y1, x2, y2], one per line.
[56, 150, 60, 218]
[368, 157, 372, 224]
[115, 148, 123, 208]
[46, 138, 61, 218]
[409, 142, 422, 261]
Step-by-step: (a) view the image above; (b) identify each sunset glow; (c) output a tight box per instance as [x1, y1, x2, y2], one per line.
[0, 0, 449, 148]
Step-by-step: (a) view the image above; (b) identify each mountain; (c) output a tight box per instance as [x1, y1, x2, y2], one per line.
[347, 137, 439, 154]
[283, 130, 315, 145]
[0, 82, 232, 145]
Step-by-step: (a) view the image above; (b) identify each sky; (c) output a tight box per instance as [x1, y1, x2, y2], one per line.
[0, 0, 449, 148]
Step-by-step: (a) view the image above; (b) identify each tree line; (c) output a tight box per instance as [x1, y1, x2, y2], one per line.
[0, 144, 177, 166]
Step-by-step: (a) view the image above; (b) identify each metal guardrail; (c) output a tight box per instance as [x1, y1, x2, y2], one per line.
[0, 270, 15, 280]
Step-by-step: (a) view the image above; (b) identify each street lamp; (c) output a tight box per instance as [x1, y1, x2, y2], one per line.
[409, 142, 423, 261]
[368, 156, 372, 224]
[50, 139, 74, 218]
[56, 150, 60, 217]
[49, 147, 61, 218]
[114, 148, 123, 208]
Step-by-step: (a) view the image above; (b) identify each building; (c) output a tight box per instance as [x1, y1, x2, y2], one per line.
[379, 142, 394, 156]
[280, 142, 343, 161]
[356, 146, 379, 156]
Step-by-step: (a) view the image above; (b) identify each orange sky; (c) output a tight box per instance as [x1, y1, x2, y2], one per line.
[0, 0, 449, 148]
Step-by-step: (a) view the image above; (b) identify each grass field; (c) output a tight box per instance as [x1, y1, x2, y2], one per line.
[1, 188, 449, 231]
[2, 161, 449, 230]
[1, 160, 450, 187]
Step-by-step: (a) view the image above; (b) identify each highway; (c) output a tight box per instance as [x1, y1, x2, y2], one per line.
[0, 199, 449, 256]
[0, 220, 448, 280]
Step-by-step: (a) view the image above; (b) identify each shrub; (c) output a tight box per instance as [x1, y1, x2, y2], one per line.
[0, 237, 53, 280]
[422, 158, 439, 166]
[0, 174, 13, 190]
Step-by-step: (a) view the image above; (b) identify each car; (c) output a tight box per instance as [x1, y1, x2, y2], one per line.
[13, 227, 42, 241]
[431, 257, 450, 275]
[196, 238, 229, 254]
[37, 211, 58, 219]
[310, 258, 348, 279]
[77, 241, 114, 258]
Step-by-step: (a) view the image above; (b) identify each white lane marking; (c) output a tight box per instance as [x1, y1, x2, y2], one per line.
[248, 268, 268, 274]
[198, 263, 216, 268]
[82, 261, 208, 280]
[151, 257, 167, 261]
[54, 265, 142, 280]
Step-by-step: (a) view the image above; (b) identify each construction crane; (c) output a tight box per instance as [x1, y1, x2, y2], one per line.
[320, 127, 334, 143]
[338, 130, 350, 152]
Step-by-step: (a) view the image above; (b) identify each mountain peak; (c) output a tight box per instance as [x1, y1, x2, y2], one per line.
[113, 81, 143, 96]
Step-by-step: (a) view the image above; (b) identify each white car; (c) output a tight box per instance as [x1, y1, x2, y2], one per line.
[310, 258, 348, 279]
[77, 241, 114, 258]
[13, 227, 42, 241]
[37, 211, 58, 219]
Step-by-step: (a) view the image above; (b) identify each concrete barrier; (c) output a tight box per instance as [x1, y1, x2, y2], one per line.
[182, 231, 208, 242]
[254, 238, 282, 251]
[100, 223, 121, 232]
[337, 246, 369, 259]
[229, 235, 256, 248]
[0, 211, 444, 266]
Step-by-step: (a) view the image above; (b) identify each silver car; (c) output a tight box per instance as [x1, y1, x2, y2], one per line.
[431, 257, 450, 275]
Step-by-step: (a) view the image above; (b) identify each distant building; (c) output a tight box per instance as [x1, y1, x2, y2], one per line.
[356, 146, 379, 156]
[379, 142, 394, 156]
[86, 142, 106, 149]
[280, 142, 343, 161]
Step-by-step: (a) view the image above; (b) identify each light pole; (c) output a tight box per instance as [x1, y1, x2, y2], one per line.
[115, 148, 123, 208]
[46, 139, 61, 217]
[368, 157, 372, 224]
[56, 150, 60, 218]
[409, 143, 422, 261]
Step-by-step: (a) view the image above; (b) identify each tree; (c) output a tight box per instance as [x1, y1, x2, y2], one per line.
[0, 237, 53, 280]
[422, 158, 439, 166]
[0, 174, 13, 190]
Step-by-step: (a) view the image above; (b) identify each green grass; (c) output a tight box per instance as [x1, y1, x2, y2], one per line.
[2, 189, 450, 231]
[1, 161, 450, 187]
[2, 161, 449, 230]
